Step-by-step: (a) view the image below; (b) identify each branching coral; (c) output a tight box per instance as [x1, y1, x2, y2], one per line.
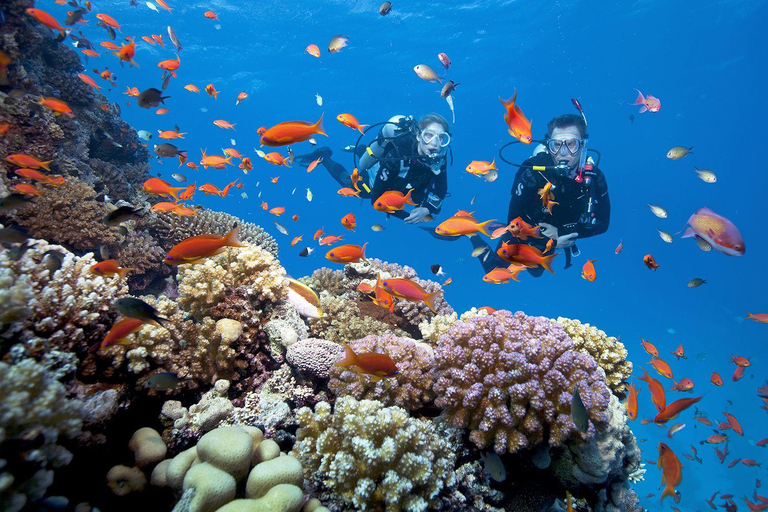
[328, 334, 436, 411]
[0, 237, 126, 356]
[299, 267, 346, 296]
[292, 396, 456, 511]
[554, 317, 633, 397]
[115, 228, 168, 291]
[418, 308, 487, 346]
[176, 245, 288, 320]
[0, 359, 83, 512]
[431, 310, 612, 455]
[308, 294, 407, 343]
[10, 179, 125, 252]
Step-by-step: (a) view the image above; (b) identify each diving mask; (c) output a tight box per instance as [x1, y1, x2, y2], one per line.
[547, 138, 584, 156]
[420, 129, 451, 147]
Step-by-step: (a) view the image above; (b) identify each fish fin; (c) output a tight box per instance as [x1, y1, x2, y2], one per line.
[313, 113, 327, 137]
[357, 124, 368, 134]
[335, 342, 358, 367]
[539, 252, 559, 274]
[117, 267, 134, 279]
[632, 89, 645, 105]
[403, 188, 417, 206]
[476, 219, 497, 236]
[680, 227, 695, 238]
[638, 105, 648, 113]
[422, 291, 442, 314]
[223, 226, 247, 248]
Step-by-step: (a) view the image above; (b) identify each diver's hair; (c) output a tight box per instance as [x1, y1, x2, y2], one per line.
[546, 114, 587, 139]
[418, 113, 450, 134]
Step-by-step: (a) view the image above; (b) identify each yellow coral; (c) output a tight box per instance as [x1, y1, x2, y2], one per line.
[418, 308, 486, 345]
[554, 317, 632, 396]
[308, 294, 407, 343]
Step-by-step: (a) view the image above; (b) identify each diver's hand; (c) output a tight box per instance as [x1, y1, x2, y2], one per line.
[538, 223, 558, 239]
[404, 207, 430, 224]
[555, 233, 579, 249]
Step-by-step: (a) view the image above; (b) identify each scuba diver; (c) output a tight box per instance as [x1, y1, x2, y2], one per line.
[295, 113, 451, 224]
[474, 106, 611, 277]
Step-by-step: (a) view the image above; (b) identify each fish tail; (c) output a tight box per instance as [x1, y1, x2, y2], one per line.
[361, 242, 367, 260]
[224, 226, 247, 248]
[632, 88, 645, 105]
[489, 158, 497, 170]
[422, 290, 442, 314]
[41, 160, 54, 171]
[117, 267, 134, 279]
[539, 253, 558, 274]
[476, 219, 497, 236]
[313, 113, 327, 137]
[660, 485, 676, 504]
[335, 343, 358, 367]
[357, 124, 368, 134]
[153, 315, 170, 328]
[403, 188, 417, 206]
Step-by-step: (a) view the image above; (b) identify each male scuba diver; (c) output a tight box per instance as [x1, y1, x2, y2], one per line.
[295, 113, 451, 224]
[475, 111, 610, 277]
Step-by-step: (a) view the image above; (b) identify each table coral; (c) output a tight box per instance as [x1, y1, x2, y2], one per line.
[554, 317, 633, 397]
[292, 396, 456, 511]
[431, 310, 612, 455]
[328, 334, 436, 411]
[177, 245, 288, 320]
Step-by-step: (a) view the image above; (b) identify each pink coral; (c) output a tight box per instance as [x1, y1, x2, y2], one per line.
[431, 310, 611, 454]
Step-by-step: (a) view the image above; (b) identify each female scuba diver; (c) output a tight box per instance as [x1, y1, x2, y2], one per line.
[295, 113, 452, 224]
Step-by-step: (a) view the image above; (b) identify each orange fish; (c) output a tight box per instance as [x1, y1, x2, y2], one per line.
[731, 355, 751, 367]
[704, 434, 728, 444]
[95, 13, 121, 30]
[649, 357, 674, 380]
[185, 162, 198, 170]
[269, 206, 286, 216]
[733, 365, 745, 382]
[82, 49, 100, 57]
[336, 113, 368, 134]
[264, 152, 291, 167]
[357, 282, 375, 294]
[671, 345, 686, 360]
[723, 411, 743, 436]
[380, 278, 442, 313]
[291, 214, 299, 222]
[319, 234, 343, 246]
[482, 265, 524, 284]
[213, 119, 236, 130]
[258, 115, 327, 147]
[497, 242, 558, 273]
[615, 239, 623, 254]
[711, 372, 723, 386]
[654, 395, 702, 423]
[199, 150, 232, 169]
[203, 10, 219, 19]
[26, 8, 66, 37]
[538, 182, 559, 214]
[91, 259, 133, 279]
[99, 317, 145, 351]
[350, 168, 362, 190]
[465, 159, 497, 176]
[158, 130, 186, 139]
[113, 38, 138, 67]
[641, 338, 659, 357]
[341, 213, 356, 231]
[305, 44, 320, 57]
[326, 243, 367, 264]
[141, 35, 155, 45]
[239, 157, 253, 172]
[151, 202, 181, 213]
[638, 367, 667, 412]
[156, 108, 169, 115]
[746, 311, 768, 323]
[124, 86, 140, 97]
[370, 275, 396, 313]
[658, 443, 682, 503]
[434, 215, 495, 237]
[270, 177, 280, 184]
[100, 41, 120, 50]
[13, 168, 52, 182]
[184, 84, 200, 93]
[155, 0, 172, 13]
[669, 378, 694, 392]
[490, 226, 508, 240]
[143, 177, 185, 200]
[11, 183, 44, 197]
[632, 89, 661, 113]
[38, 97, 74, 116]
[644, 254, 660, 270]
[158, 54, 181, 75]
[335, 342, 398, 382]
[205, 83, 219, 99]
[337, 187, 360, 197]
[373, 190, 418, 212]
[173, 205, 199, 216]
[165, 226, 246, 265]
[626, 383, 639, 420]
[78, 73, 102, 90]
[313, 228, 324, 240]
[290, 235, 303, 247]
[178, 184, 196, 201]
[236, 92, 248, 105]
[581, 259, 597, 282]
[543, 238, 555, 254]
[499, 89, 532, 144]
[508, 217, 542, 240]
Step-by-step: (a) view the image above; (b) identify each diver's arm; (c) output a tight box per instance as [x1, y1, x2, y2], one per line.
[507, 166, 541, 226]
[358, 115, 407, 173]
[423, 162, 448, 214]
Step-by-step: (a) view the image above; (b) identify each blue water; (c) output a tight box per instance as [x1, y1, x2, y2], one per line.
[67, 0, 767, 507]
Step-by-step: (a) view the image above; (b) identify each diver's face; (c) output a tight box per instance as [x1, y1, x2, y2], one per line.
[548, 126, 583, 169]
[417, 122, 446, 157]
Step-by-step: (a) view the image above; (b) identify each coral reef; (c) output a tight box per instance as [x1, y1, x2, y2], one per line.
[300, 267, 347, 296]
[293, 396, 456, 511]
[308, 294, 407, 343]
[431, 310, 612, 454]
[0, 359, 83, 512]
[329, 334, 436, 411]
[286, 338, 345, 380]
[554, 317, 633, 397]
[418, 307, 487, 345]
[114, 229, 169, 291]
[176, 245, 288, 320]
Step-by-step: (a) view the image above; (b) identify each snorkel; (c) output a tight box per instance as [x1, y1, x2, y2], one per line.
[571, 98, 590, 184]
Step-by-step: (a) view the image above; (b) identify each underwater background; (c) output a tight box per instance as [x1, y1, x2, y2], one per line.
[1, 0, 766, 510]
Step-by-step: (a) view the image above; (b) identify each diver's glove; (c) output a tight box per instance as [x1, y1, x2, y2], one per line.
[538, 223, 558, 239]
[555, 233, 579, 249]
[404, 207, 431, 225]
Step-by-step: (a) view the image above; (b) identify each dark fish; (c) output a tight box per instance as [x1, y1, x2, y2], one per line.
[114, 297, 169, 327]
[167, 25, 182, 51]
[629, 114, 635, 123]
[146, 372, 182, 391]
[0, 194, 32, 211]
[440, 80, 459, 99]
[687, 278, 706, 288]
[137, 88, 170, 109]
[98, 21, 116, 40]
[8, 241, 31, 261]
[42, 250, 64, 273]
[379, 1, 392, 15]
[113, 102, 121, 116]
[117, 225, 129, 236]
[153, 143, 185, 158]
[430, 264, 442, 275]
[129, 0, 138, 6]
[299, 247, 312, 257]
[161, 73, 171, 91]
[0, 225, 30, 244]
[103, 205, 143, 226]
[64, 8, 86, 26]
[571, 385, 589, 433]
[8, 89, 27, 99]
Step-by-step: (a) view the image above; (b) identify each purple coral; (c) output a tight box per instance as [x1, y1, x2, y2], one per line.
[431, 310, 611, 454]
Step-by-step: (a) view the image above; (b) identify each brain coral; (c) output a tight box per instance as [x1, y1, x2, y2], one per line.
[292, 396, 456, 511]
[328, 334, 436, 411]
[553, 317, 632, 397]
[431, 310, 611, 455]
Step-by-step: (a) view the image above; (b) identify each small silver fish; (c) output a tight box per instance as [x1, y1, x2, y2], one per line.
[482, 170, 498, 183]
[666, 422, 686, 439]
[471, 246, 488, 258]
[571, 385, 589, 433]
[275, 222, 288, 235]
[695, 237, 712, 252]
[171, 173, 187, 183]
[658, 230, 673, 243]
[687, 278, 707, 288]
[413, 64, 441, 83]
[309, 137, 317, 146]
[167, 25, 182, 51]
[471, 195, 477, 205]
[371, 224, 385, 232]
[666, 146, 693, 160]
[137, 130, 152, 141]
[315, 93, 323, 106]
[481, 452, 506, 483]
[42, 250, 64, 273]
[693, 167, 716, 183]
[648, 203, 668, 218]
[328, 35, 348, 53]
[146, 1, 159, 13]
[241, 192, 248, 199]
[306, 188, 313, 202]
[230, 138, 236, 146]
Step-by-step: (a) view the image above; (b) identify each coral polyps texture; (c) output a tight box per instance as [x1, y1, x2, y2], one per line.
[431, 310, 612, 454]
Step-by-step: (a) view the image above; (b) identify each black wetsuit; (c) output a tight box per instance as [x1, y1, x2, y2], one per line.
[475, 152, 610, 276]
